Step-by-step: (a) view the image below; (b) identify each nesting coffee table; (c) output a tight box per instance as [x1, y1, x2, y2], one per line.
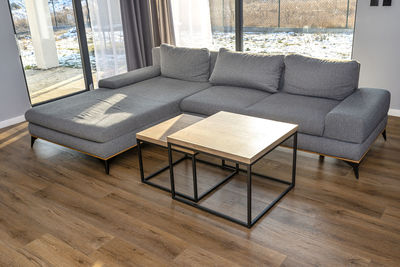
[137, 111, 298, 228]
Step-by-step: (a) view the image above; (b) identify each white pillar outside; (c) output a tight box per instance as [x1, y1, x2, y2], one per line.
[25, 0, 59, 69]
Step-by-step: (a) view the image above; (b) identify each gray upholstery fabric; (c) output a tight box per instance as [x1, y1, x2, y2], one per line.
[29, 113, 179, 159]
[246, 93, 339, 136]
[26, 90, 177, 143]
[160, 44, 210, 82]
[98, 66, 160, 89]
[29, 123, 137, 159]
[282, 54, 360, 100]
[153, 47, 218, 75]
[210, 48, 284, 93]
[282, 116, 387, 161]
[153, 47, 218, 77]
[120, 76, 211, 103]
[29, 115, 387, 162]
[25, 77, 211, 143]
[210, 51, 218, 74]
[26, 46, 391, 165]
[152, 47, 161, 66]
[180, 85, 270, 116]
[324, 88, 391, 144]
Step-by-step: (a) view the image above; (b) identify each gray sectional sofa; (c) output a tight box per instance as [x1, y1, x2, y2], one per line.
[25, 44, 390, 178]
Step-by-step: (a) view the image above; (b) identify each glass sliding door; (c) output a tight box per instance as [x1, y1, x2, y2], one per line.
[243, 0, 357, 59]
[8, 0, 92, 105]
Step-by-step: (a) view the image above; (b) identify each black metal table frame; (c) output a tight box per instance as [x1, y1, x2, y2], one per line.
[137, 139, 238, 202]
[167, 132, 297, 228]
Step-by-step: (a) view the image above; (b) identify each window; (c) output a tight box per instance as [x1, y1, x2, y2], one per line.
[8, 0, 127, 105]
[209, 0, 236, 50]
[8, 0, 90, 105]
[172, 0, 357, 59]
[243, 0, 357, 59]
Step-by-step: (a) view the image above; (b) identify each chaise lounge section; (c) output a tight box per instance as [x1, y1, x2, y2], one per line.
[26, 64, 211, 173]
[25, 44, 390, 178]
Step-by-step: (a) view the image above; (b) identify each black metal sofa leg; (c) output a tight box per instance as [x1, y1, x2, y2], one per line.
[104, 159, 110, 175]
[31, 136, 37, 148]
[351, 163, 359, 180]
[345, 161, 359, 179]
[341, 129, 386, 179]
[30, 135, 113, 175]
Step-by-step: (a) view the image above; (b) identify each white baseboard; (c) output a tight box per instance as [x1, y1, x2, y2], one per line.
[0, 115, 26, 129]
[389, 109, 400, 117]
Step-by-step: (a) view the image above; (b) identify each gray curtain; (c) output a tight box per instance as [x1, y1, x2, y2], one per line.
[120, 0, 175, 71]
[149, 0, 176, 46]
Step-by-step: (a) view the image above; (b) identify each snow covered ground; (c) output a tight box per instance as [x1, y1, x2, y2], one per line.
[9, 0, 73, 19]
[17, 27, 96, 69]
[211, 31, 354, 60]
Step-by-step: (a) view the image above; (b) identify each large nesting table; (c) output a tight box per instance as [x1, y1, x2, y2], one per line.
[167, 111, 298, 228]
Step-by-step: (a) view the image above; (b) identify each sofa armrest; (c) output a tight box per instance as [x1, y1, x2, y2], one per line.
[324, 88, 390, 144]
[98, 65, 161, 89]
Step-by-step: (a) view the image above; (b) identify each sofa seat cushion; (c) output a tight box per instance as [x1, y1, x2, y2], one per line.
[282, 54, 360, 100]
[245, 93, 339, 136]
[210, 48, 284, 93]
[180, 85, 271, 116]
[25, 77, 211, 143]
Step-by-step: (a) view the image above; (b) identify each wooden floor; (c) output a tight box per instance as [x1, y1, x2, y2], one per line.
[0, 117, 399, 266]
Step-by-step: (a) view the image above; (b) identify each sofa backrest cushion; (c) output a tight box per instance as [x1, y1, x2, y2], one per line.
[152, 47, 160, 66]
[210, 51, 218, 74]
[209, 48, 284, 93]
[282, 54, 360, 100]
[160, 44, 210, 82]
[153, 47, 218, 77]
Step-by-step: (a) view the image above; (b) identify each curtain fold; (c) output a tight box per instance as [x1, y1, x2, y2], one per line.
[120, 0, 153, 70]
[170, 0, 213, 48]
[120, 0, 175, 71]
[150, 0, 176, 46]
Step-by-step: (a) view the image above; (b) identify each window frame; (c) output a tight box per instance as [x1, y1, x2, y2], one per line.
[7, 0, 93, 107]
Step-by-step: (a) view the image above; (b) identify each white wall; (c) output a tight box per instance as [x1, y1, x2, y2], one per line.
[0, 0, 31, 129]
[353, 0, 400, 114]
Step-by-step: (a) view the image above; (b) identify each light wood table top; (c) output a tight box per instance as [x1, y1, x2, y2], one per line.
[136, 114, 204, 148]
[167, 111, 298, 165]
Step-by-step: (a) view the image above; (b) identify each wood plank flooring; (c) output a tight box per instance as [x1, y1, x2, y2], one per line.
[0, 116, 399, 266]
